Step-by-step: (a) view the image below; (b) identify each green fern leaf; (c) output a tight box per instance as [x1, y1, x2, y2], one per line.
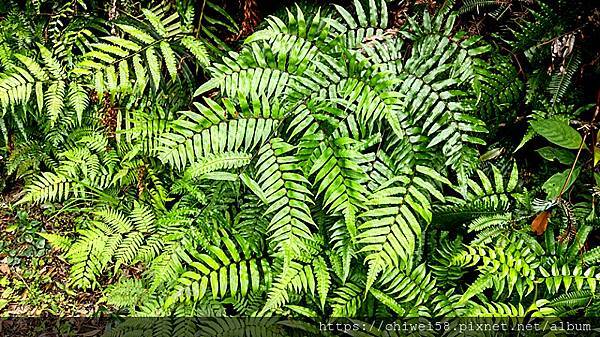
[160, 41, 178, 80]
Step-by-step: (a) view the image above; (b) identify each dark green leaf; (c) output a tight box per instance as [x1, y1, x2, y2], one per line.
[531, 119, 582, 149]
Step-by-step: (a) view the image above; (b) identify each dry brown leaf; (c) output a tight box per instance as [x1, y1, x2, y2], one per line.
[0, 263, 9, 275]
[531, 211, 551, 235]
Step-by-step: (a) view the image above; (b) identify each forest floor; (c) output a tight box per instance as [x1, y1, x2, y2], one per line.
[0, 188, 100, 316]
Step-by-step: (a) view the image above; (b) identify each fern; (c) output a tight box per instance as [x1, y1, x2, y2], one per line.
[156, 96, 281, 170]
[261, 260, 315, 314]
[330, 283, 363, 317]
[377, 263, 437, 306]
[548, 51, 581, 103]
[168, 235, 269, 306]
[78, 5, 207, 95]
[254, 138, 317, 256]
[7, 0, 600, 325]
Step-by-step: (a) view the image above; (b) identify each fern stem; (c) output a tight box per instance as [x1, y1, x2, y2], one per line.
[558, 95, 600, 200]
[196, 0, 207, 39]
[556, 132, 587, 199]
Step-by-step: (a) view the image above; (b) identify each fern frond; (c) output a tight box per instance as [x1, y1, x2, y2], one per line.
[157, 97, 280, 170]
[313, 256, 331, 311]
[184, 152, 252, 179]
[358, 164, 447, 291]
[377, 263, 436, 305]
[548, 51, 581, 103]
[168, 245, 269, 306]
[330, 282, 363, 317]
[261, 261, 314, 314]
[253, 138, 316, 256]
[38, 232, 72, 252]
